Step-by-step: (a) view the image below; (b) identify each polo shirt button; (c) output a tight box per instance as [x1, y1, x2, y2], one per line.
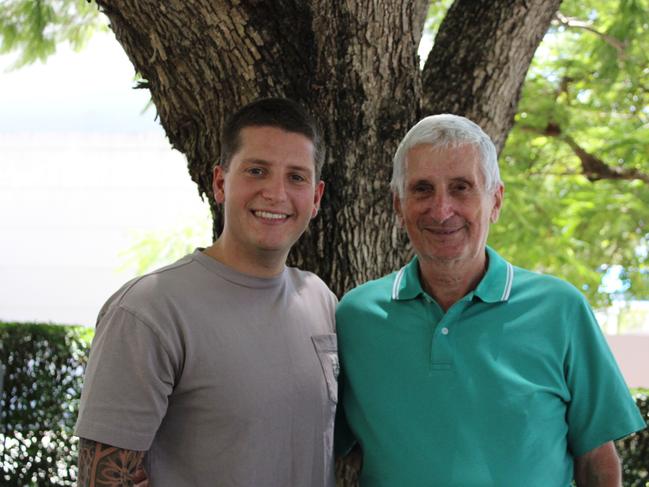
[441, 327, 449, 335]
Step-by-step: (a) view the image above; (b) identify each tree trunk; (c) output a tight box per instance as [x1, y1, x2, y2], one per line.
[95, 0, 559, 296]
[422, 0, 562, 152]
[93, 1, 560, 484]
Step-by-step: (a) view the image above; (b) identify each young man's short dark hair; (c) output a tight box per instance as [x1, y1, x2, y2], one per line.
[219, 98, 324, 178]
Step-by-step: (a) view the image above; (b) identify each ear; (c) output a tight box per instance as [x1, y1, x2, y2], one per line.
[393, 192, 404, 227]
[489, 183, 505, 223]
[311, 180, 325, 218]
[213, 165, 226, 204]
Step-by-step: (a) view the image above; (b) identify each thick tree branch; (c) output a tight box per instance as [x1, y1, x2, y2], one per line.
[421, 0, 561, 152]
[563, 135, 649, 184]
[528, 123, 649, 184]
[554, 12, 627, 61]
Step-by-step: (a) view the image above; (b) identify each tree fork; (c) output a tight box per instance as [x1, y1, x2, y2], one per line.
[94, 0, 562, 299]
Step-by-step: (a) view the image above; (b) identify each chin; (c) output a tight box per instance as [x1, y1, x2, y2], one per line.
[256, 239, 296, 253]
[424, 243, 464, 257]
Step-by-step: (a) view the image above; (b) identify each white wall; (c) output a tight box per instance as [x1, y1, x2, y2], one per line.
[606, 335, 649, 389]
[0, 132, 210, 327]
[0, 30, 211, 327]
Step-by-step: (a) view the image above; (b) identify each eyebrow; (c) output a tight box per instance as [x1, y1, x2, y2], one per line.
[240, 158, 271, 166]
[408, 175, 475, 183]
[451, 177, 474, 185]
[409, 179, 432, 187]
[406, 176, 476, 190]
[241, 158, 313, 173]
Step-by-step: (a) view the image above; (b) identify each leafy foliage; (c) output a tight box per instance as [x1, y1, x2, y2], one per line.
[493, 0, 649, 307]
[618, 390, 649, 486]
[0, 0, 105, 68]
[0, 322, 92, 486]
[118, 208, 212, 275]
[424, 0, 455, 38]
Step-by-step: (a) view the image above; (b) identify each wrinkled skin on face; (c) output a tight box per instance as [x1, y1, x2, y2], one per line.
[394, 143, 503, 300]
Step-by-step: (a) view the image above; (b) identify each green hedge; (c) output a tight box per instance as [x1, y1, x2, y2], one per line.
[0, 323, 647, 486]
[0, 322, 92, 487]
[619, 391, 649, 486]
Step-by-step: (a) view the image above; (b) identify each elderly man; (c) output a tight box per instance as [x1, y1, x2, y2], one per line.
[335, 114, 645, 486]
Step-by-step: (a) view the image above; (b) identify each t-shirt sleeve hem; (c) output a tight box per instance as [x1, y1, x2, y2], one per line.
[75, 420, 154, 452]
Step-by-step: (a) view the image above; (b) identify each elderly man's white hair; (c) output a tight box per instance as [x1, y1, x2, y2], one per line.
[390, 114, 502, 198]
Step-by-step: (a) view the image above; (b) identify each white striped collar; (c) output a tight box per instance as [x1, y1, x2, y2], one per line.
[501, 262, 514, 301]
[391, 248, 515, 303]
[391, 266, 407, 300]
[474, 246, 515, 303]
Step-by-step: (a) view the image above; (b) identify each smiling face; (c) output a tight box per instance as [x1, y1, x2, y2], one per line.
[394, 143, 503, 272]
[212, 125, 324, 274]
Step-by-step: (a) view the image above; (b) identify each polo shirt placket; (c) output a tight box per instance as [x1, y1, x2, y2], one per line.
[392, 248, 514, 374]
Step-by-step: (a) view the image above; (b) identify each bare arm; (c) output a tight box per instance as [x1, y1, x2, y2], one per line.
[335, 443, 363, 484]
[77, 437, 149, 487]
[574, 441, 621, 487]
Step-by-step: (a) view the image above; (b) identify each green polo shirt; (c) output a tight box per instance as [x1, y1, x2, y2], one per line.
[335, 247, 646, 487]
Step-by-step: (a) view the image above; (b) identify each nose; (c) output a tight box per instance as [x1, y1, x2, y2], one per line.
[428, 190, 454, 223]
[260, 175, 288, 202]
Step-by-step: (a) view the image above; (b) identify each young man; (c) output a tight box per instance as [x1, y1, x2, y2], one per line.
[335, 114, 646, 486]
[76, 98, 338, 487]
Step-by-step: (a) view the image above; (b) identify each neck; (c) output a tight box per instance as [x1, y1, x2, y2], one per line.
[203, 239, 287, 278]
[418, 251, 487, 312]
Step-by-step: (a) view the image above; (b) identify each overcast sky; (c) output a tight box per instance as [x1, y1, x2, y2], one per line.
[0, 30, 160, 133]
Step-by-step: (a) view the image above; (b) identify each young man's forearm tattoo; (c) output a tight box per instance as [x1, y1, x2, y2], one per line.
[77, 438, 148, 487]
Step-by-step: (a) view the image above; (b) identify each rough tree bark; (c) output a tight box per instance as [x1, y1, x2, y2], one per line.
[423, 0, 562, 152]
[92, 1, 561, 482]
[94, 0, 560, 299]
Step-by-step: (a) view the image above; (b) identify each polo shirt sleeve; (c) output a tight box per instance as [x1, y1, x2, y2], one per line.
[564, 296, 646, 457]
[75, 305, 177, 451]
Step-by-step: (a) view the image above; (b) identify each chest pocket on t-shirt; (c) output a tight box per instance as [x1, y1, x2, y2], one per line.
[311, 334, 339, 404]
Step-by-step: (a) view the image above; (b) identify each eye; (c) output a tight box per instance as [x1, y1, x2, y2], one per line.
[451, 181, 471, 193]
[246, 167, 265, 176]
[412, 183, 433, 195]
[289, 173, 308, 183]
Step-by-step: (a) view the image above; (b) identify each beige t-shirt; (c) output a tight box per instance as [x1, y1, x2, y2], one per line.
[75, 250, 338, 487]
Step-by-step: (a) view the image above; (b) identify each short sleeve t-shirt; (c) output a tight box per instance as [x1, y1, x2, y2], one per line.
[76, 250, 338, 487]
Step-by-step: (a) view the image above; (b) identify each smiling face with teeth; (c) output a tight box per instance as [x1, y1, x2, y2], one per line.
[394, 143, 504, 278]
[210, 125, 324, 276]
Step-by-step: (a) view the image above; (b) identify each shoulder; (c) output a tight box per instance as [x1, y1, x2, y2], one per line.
[337, 272, 397, 316]
[286, 267, 337, 306]
[286, 268, 337, 334]
[508, 265, 595, 332]
[97, 253, 199, 326]
[341, 272, 397, 303]
[512, 265, 588, 304]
